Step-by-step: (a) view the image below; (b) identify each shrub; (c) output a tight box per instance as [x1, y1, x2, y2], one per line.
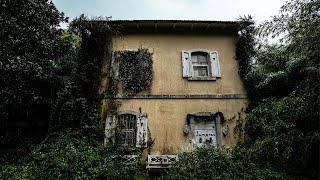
[161, 146, 287, 180]
[0, 130, 141, 180]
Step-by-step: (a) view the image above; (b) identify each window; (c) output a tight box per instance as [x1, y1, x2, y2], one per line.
[104, 112, 148, 148]
[181, 50, 221, 80]
[186, 112, 224, 148]
[193, 116, 217, 147]
[118, 114, 137, 146]
[191, 52, 210, 77]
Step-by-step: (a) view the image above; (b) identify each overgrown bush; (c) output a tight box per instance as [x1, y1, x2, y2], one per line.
[238, 0, 319, 178]
[0, 130, 142, 180]
[244, 91, 319, 176]
[161, 146, 287, 180]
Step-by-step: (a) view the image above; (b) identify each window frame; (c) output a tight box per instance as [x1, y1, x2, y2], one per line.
[105, 111, 148, 148]
[190, 51, 211, 78]
[185, 49, 218, 81]
[186, 112, 223, 148]
[116, 111, 139, 146]
[190, 52, 211, 77]
[192, 115, 218, 148]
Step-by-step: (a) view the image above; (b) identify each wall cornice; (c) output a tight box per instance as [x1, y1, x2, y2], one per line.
[104, 94, 247, 99]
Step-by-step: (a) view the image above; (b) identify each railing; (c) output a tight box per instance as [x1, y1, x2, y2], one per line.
[146, 155, 178, 169]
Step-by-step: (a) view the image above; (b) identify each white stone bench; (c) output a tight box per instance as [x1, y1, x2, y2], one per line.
[146, 155, 178, 169]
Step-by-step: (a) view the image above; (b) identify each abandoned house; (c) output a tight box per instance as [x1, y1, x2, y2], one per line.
[100, 20, 248, 169]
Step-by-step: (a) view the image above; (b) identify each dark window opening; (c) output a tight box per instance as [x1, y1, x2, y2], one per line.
[117, 114, 137, 146]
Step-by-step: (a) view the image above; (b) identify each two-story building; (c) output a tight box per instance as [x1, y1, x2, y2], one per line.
[100, 20, 248, 168]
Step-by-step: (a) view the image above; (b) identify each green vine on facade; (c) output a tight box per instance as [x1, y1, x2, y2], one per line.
[114, 49, 153, 96]
[235, 16, 257, 103]
[106, 49, 154, 149]
[70, 15, 115, 128]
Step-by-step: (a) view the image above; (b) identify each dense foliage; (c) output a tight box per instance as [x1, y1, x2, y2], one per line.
[70, 15, 113, 104]
[0, 131, 141, 180]
[240, 0, 319, 178]
[0, 4, 141, 179]
[52, 15, 114, 130]
[0, 0, 68, 148]
[235, 16, 257, 102]
[161, 146, 287, 180]
[114, 49, 153, 95]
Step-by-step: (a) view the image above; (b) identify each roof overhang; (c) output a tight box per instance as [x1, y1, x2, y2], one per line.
[107, 20, 240, 35]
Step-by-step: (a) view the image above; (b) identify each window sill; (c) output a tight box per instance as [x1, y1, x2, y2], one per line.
[188, 77, 216, 81]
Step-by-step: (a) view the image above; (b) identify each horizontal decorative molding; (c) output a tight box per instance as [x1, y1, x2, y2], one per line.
[104, 94, 247, 99]
[188, 77, 217, 81]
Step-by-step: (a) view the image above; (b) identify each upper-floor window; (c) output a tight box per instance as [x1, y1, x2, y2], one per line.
[191, 52, 210, 77]
[182, 50, 221, 80]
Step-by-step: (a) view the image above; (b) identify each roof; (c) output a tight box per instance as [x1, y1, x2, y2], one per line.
[107, 20, 240, 34]
[110, 19, 238, 24]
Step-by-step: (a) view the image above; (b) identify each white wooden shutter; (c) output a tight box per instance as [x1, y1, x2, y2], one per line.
[104, 115, 117, 145]
[210, 51, 221, 78]
[181, 51, 191, 77]
[136, 114, 148, 148]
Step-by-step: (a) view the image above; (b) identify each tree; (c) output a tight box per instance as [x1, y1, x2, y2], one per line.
[0, 0, 67, 148]
[243, 0, 319, 178]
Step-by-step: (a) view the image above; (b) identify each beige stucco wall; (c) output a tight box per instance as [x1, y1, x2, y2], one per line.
[118, 99, 247, 154]
[112, 34, 246, 95]
[102, 33, 248, 154]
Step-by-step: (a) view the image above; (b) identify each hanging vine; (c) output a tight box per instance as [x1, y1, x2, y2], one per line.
[70, 15, 116, 127]
[114, 49, 153, 96]
[235, 16, 256, 104]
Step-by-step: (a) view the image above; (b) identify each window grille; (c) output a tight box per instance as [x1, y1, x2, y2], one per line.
[118, 114, 137, 146]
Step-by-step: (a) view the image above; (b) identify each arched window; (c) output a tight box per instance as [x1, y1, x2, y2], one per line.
[117, 114, 137, 146]
[191, 51, 211, 77]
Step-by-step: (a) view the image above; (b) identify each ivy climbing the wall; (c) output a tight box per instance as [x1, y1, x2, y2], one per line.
[235, 16, 257, 104]
[114, 49, 153, 95]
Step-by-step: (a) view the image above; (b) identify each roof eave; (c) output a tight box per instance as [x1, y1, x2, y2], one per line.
[107, 20, 240, 35]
